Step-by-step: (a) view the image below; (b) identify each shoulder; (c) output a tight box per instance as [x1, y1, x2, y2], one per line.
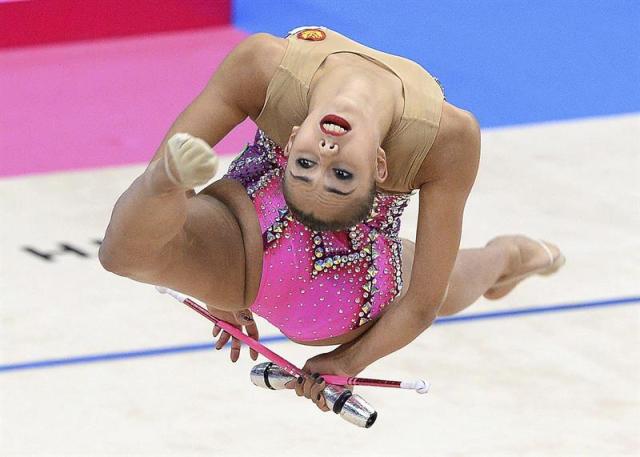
[443, 105, 481, 171]
[414, 102, 480, 191]
[232, 33, 286, 57]
[215, 33, 287, 118]
[435, 102, 480, 160]
[228, 33, 287, 78]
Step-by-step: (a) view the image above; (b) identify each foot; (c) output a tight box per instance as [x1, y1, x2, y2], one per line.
[164, 133, 219, 189]
[483, 235, 565, 300]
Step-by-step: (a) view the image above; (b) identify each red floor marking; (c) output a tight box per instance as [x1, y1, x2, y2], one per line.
[0, 26, 256, 177]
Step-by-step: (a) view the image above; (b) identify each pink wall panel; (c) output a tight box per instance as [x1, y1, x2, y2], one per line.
[0, 0, 231, 48]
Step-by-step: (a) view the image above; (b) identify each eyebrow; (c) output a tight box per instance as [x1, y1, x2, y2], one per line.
[289, 172, 355, 196]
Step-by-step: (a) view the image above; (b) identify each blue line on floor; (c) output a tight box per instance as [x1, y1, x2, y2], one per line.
[1, 295, 638, 374]
[0, 335, 288, 373]
[432, 295, 640, 324]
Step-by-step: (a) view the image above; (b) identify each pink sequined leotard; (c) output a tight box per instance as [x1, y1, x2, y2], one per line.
[225, 131, 411, 342]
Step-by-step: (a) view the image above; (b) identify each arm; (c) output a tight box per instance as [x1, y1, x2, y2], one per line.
[99, 34, 280, 290]
[146, 33, 280, 164]
[313, 114, 481, 376]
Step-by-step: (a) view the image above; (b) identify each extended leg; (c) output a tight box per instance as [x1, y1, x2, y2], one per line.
[439, 244, 511, 316]
[399, 236, 563, 317]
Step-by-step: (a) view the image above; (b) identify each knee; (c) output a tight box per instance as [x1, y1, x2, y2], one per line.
[98, 238, 147, 279]
[98, 242, 127, 275]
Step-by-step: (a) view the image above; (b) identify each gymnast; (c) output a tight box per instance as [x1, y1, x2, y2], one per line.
[99, 27, 564, 411]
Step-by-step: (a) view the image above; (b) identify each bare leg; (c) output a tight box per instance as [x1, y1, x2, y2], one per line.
[439, 244, 511, 316]
[100, 155, 253, 311]
[400, 236, 563, 317]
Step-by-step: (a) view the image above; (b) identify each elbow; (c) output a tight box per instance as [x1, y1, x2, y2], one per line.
[416, 308, 437, 328]
[409, 302, 437, 329]
[405, 292, 439, 327]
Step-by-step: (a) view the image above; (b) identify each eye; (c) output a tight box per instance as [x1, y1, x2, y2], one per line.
[333, 169, 353, 180]
[296, 158, 314, 169]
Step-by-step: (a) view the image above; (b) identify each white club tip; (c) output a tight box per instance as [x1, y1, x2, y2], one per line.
[415, 379, 430, 394]
[400, 379, 430, 394]
[155, 286, 189, 303]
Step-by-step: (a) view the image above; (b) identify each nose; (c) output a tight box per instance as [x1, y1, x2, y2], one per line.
[318, 138, 339, 155]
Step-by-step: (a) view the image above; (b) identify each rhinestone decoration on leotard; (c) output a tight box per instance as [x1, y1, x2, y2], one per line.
[225, 130, 412, 340]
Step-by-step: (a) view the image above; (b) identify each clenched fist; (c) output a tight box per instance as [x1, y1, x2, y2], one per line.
[164, 133, 219, 189]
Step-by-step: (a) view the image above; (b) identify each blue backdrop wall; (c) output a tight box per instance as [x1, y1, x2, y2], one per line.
[234, 0, 639, 128]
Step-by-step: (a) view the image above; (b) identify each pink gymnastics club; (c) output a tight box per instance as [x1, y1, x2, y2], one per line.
[156, 286, 429, 394]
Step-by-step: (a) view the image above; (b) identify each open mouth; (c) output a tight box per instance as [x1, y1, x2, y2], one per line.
[320, 114, 351, 137]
